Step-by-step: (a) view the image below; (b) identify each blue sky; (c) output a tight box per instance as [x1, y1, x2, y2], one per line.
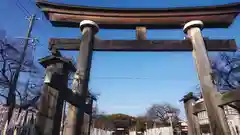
[1, 0, 240, 119]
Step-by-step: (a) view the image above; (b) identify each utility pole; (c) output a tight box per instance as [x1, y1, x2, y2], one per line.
[7, 15, 37, 121]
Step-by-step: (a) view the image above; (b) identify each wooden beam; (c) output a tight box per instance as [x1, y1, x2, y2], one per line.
[47, 82, 83, 107]
[36, 1, 240, 29]
[47, 78, 93, 114]
[49, 38, 237, 51]
[219, 90, 240, 106]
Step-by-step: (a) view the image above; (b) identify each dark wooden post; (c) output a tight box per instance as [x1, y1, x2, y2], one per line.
[136, 27, 147, 40]
[36, 63, 58, 135]
[64, 20, 99, 135]
[182, 93, 201, 135]
[183, 20, 231, 135]
[36, 56, 75, 135]
[87, 97, 94, 135]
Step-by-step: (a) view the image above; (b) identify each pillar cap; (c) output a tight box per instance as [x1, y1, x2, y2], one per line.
[39, 55, 76, 72]
[180, 92, 199, 103]
[183, 20, 204, 34]
[80, 20, 99, 33]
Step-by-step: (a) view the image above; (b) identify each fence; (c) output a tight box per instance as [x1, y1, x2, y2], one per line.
[0, 105, 37, 135]
[90, 128, 113, 135]
[129, 127, 173, 135]
[0, 104, 116, 135]
[0, 104, 174, 135]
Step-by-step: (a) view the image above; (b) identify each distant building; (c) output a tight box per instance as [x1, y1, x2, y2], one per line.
[180, 121, 188, 134]
[173, 121, 188, 135]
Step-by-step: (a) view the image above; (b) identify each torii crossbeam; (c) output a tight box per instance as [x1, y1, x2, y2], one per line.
[37, 0, 240, 29]
[49, 38, 237, 51]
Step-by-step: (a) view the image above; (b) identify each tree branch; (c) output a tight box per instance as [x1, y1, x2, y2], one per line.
[0, 93, 7, 99]
[15, 89, 22, 104]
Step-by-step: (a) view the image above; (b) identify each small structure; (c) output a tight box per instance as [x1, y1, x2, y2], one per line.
[179, 121, 188, 134]
[113, 120, 131, 135]
[182, 91, 240, 135]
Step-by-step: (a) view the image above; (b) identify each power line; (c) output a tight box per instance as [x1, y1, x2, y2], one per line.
[91, 76, 167, 80]
[70, 76, 167, 80]
[69, 74, 182, 80]
[68, 76, 167, 80]
[15, 0, 31, 17]
[26, 0, 43, 16]
[15, 2, 29, 17]
[92, 77, 154, 80]
[17, 0, 31, 16]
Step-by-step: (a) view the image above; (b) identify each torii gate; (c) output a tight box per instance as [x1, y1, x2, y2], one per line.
[36, 1, 240, 135]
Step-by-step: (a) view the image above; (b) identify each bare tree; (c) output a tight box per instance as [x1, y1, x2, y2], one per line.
[210, 52, 240, 90]
[192, 52, 240, 99]
[92, 104, 99, 119]
[191, 52, 240, 113]
[145, 103, 180, 125]
[0, 29, 42, 110]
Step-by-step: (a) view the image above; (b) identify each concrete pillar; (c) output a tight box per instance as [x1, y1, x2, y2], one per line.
[183, 20, 231, 135]
[182, 94, 201, 135]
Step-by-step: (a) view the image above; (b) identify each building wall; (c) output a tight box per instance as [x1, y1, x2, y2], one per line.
[224, 106, 240, 135]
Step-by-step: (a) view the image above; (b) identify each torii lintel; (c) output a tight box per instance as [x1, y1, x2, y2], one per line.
[36, 1, 240, 29]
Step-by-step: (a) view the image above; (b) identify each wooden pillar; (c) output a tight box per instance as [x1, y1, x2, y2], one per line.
[182, 94, 201, 135]
[36, 68, 58, 135]
[136, 27, 147, 40]
[64, 20, 99, 135]
[87, 98, 94, 135]
[51, 63, 71, 135]
[183, 20, 231, 135]
[36, 56, 75, 135]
